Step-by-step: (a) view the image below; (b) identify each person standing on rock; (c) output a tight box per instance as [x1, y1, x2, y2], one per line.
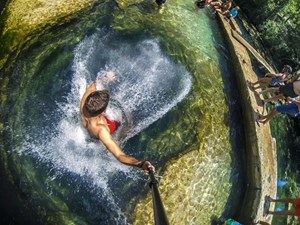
[207, 0, 232, 14]
[249, 65, 292, 92]
[266, 196, 300, 217]
[224, 6, 240, 19]
[257, 70, 300, 104]
[256, 97, 300, 125]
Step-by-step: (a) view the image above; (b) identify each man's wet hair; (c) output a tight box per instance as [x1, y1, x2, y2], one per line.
[84, 90, 110, 117]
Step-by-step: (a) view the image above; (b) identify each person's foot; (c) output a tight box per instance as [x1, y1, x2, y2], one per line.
[268, 196, 275, 202]
[256, 118, 266, 127]
[266, 195, 271, 202]
[255, 111, 263, 120]
[254, 91, 261, 99]
[255, 97, 267, 107]
[255, 114, 265, 127]
[247, 80, 255, 91]
[263, 195, 271, 216]
[105, 71, 116, 81]
[261, 121, 267, 127]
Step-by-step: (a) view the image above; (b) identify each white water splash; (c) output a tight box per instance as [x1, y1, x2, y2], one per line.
[18, 29, 192, 223]
[71, 31, 192, 142]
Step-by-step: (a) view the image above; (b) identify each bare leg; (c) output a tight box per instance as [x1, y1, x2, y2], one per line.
[252, 77, 272, 86]
[252, 77, 272, 90]
[258, 87, 279, 95]
[214, 8, 223, 13]
[210, 1, 222, 7]
[253, 83, 266, 91]
[264, 93, 285, 103]
[268, 209, 296, 216]
[258, 108, 278, 125]
[269, 197, 296, 204]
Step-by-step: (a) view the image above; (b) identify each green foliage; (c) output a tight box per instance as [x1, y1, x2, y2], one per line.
[273, 175, 300, 225]
[292, 136, 300, 150]
[237, 0, 300, 70]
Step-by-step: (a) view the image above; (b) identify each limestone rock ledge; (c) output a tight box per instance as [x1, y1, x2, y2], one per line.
[0, 0, 98, 67]
[217, 14, 277, 224]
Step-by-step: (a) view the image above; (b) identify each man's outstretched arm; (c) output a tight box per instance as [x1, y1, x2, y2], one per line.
[98, 127, 155, 173]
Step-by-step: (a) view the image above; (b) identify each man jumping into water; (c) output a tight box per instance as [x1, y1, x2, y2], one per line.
[80, 71, 155, 173]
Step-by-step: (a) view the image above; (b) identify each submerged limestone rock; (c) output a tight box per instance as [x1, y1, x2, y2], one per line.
[0, 0, 98, 67]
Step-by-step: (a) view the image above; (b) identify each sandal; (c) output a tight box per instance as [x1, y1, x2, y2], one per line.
[254, 91, 261, 98]
[255, 118, 261, 127]
[247, 80, 255, 91]
[255, 113, 266, 127]
[265, 195, 270, 203]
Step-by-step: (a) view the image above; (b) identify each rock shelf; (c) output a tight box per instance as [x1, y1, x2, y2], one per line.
[217, 14, 277, 225]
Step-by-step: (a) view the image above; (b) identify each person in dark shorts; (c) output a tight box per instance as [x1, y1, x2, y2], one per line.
[249, 65, 292, 91]
[256, 97, 300, 125]
[279, 82, 298, 97]
[257, 70, 300, 104]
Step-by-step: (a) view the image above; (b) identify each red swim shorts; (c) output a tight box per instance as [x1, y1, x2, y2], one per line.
[295, 198, 300, 217]
[104, 116, 120, 134]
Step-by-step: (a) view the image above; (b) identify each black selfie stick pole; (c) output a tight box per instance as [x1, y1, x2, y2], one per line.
[149, 169, 169, 225]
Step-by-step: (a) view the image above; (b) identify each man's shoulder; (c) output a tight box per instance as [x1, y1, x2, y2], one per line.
[96, 122, 111, 135]
[84, 120, 109, 140]
[97, 125, 113, 143]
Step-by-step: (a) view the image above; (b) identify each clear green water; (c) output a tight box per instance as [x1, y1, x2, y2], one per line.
[0, 0, 246, 224]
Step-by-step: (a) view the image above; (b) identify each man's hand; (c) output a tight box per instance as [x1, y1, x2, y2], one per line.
[95, 70, 116, 90]
[105, 71, 116, 82]
[97, 70, 116, 83]
[141, 161, 155, 174]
